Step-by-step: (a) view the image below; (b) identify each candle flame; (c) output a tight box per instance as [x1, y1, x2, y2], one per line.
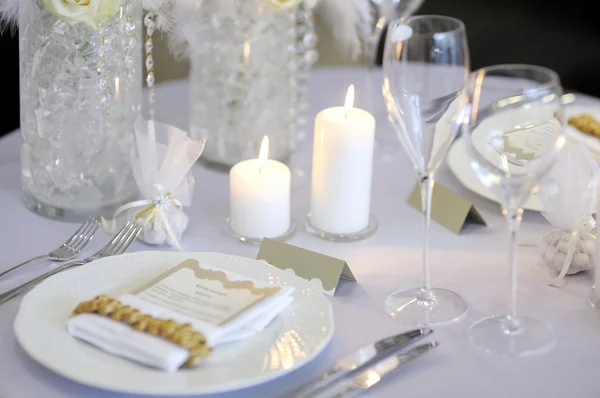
[258, 135, 269, 166]
[344, 85, 355, 118]
[114, 77, 120, 99]
[243, 40, 251, 63]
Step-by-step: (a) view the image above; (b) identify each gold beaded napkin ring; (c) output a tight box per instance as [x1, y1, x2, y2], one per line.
[72, 295, 212, 368]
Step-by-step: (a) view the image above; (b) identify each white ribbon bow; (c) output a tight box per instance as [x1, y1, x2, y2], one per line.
[102, 192, 184, 251]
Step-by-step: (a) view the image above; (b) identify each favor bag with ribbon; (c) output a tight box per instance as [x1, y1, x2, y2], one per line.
[536, 143, 598, 286]
[104, 119, 206, 250]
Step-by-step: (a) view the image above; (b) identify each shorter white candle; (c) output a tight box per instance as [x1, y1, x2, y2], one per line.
[230, 136, 291, 239]
[310, 85, 376, 234]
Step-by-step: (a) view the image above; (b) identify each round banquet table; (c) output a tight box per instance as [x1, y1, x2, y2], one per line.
[1, 68, 600, 398]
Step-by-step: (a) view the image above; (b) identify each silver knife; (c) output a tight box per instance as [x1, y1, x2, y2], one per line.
[312, 342, 439, 398]
[290, 328, 432, 398]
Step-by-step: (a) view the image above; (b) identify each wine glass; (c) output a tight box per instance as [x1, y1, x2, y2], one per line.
[363, 0, 425, 163]
[382, 15, 470, 326]
[461, 64, 565, 355]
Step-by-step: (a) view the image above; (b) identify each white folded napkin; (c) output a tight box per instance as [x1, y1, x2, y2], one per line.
[68, 314, 189, 372]
[67, 264, 295, 372]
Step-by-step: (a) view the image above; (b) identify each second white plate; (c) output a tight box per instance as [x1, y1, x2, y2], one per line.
[447, 103, 600, 212]
[565, 104, 600, 159]
[447, 138, 543, 212]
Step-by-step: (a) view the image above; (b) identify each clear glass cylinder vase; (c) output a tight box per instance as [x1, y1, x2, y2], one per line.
[188, 1, 316, 167]
[19, 1, 142, 220]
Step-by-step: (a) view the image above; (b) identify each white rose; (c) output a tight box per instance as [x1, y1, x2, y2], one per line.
[42, 0, 121, 31]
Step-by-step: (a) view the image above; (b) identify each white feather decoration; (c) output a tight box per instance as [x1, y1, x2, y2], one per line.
[315, 0, 372, 60]
[142, 0, 175, 31]
[0, 0, 32, 31]
[166, 0, 205, 60]
[1, 0, 373, 60]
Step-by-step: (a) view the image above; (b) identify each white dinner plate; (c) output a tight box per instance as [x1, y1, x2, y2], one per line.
[446, 104, 600, 212]
[447, 138, 543, 212]
[564, 104, 600, 157]
[14, 251, 334, 396]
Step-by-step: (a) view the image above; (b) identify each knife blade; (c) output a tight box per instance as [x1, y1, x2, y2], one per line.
[312, 342, 439, 398]
[290, 328, 432, 398]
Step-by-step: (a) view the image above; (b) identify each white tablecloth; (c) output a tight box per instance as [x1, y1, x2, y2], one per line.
[1, 68, 600, 398]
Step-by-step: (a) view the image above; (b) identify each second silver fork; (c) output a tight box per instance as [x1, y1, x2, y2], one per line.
[0, 221, 142, 305]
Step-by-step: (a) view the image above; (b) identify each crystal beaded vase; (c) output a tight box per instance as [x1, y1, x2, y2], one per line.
[19, 1, 142, 220]
[188, 1, 317, 167]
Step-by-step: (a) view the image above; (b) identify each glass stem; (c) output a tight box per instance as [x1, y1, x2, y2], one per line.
[363, 39, 376, 115]
[505, 208, 523, 322]
[419, 174, 435, 295]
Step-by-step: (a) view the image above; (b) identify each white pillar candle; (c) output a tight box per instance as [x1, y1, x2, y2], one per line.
[310, 85, 376, 234]
[230, 137, 291, 239]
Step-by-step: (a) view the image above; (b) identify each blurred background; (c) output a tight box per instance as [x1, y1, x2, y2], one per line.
[1, 0, 598, 137]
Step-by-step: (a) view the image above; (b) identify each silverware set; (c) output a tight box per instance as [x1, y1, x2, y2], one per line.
[289, 328, 438, 398]
[0, 219, 142, 305]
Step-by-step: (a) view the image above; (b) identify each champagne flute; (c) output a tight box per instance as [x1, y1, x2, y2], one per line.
[382, 15, 469, 326]
[461, 65, 565, 355]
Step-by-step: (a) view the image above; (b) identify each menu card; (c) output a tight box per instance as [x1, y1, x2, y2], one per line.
[130, 259, 282, 327]
[68, 258, 295, 371]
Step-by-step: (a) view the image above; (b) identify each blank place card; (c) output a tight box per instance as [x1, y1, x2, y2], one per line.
[257, 238, 356, 296]
[408, 182, 486, 234]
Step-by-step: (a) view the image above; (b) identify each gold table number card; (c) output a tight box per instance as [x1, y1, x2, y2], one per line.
[408, 182, 487, 234]
[257, 238, 356, 296]
[131, 259, 281, 326]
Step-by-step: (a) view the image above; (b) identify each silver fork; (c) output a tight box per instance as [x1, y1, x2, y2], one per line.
[0, 217, 100, 281]
[0, 221, 142, 305]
